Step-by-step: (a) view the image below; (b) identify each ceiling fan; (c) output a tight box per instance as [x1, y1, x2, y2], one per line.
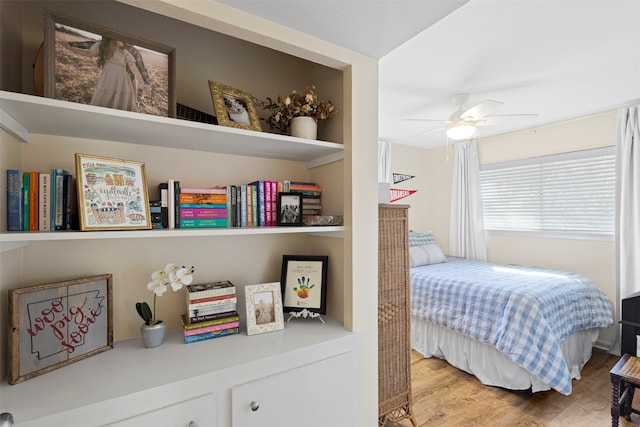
[406, 93, 538, 140]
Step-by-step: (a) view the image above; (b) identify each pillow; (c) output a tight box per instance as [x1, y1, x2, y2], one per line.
[409, 230, 437, 247]
[409, 243, 447, 267]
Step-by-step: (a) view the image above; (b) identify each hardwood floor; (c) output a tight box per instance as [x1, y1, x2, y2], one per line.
[386, 348, 640, 427]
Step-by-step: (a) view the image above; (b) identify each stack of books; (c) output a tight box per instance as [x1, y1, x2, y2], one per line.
[183, 280, 240, 344]
[179, 187, 228, 228]
[286, 181, 322, 218]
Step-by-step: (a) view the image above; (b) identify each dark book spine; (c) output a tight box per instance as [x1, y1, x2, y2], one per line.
[7, 169, 22, 231]
[62, 173, 73, 230]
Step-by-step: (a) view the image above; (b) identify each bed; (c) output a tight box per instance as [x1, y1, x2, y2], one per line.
[408, 231, 614, 395]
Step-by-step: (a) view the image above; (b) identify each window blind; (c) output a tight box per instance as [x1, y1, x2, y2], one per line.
[479, 147, 615, 237]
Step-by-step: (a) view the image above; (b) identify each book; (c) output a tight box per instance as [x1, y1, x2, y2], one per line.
[181, 312, 240, 329]
[187, 301, 237, 318]
[249, 184, 258, 227]
[183, 327, 239, 344]
[6, 169, 22, 231]
[189, 293, 237, 305]
[158, 182, 169, 229]
[179, 218, 228, 228]
[249, 180, 265, 226]
[29, 171, 39, 231]
[269, 181, 278, 226]
[183, 319, 240, 336]
[189, 310, 239, 324]
[188, 296, 237, 309]
[180, 187, 227, 195]
[52, 169, 71, 230]
[62, 173, 74, 230]
[38, 172, 50, 231]
[168, 179, 176, 229]
[179, 193, 226, 205]
[240, 184, 247, 227]
[264, 180, 272, 226]
[179, 208, 227, 219]
[186, 280, 236, 299]
[246, 184, 253, 227]
[179, 203, 226, 209]
[22, 172, 29, 231]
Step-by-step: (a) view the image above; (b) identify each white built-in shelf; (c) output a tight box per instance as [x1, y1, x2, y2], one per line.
[0, 226, 343, 252]
[0, 91, 344, 168]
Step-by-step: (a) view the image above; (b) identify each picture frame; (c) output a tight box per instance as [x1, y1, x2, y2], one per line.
[280, 255, 328, 314]
[8, 274, 113, 385]
[75, 154, 152, 231]
[277, 192, 303, 226]
[245, 282, 285, 336]
[208, 80, 262, 132]
[44, 10, 176, 117]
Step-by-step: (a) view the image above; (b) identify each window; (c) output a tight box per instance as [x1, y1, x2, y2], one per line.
[479, 147, 615, 239]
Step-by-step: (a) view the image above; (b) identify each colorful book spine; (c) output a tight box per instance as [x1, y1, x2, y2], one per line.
[179, 218, 228, 228]
[183, 327, 239, 344]
[28, 171, 39, 231]
[180, 187, 227, 194]
[270, 181, 278, 226]
[183, 320, 240, 336]
[246, 184, 253, 227]
[241, 184, 247, 227]
[38, 172, 50, 231]
[179, 208, 227, 219]
[178, 193, 226, 204]
[249, 181, 265, 226]
[250, 184, 258, 227]
[6, 169, 22, 231]
[264, 180, 272, 226]
[22, 172, 30, 231]
[181, 313, 240, 329]
[179, 203, 226, 209]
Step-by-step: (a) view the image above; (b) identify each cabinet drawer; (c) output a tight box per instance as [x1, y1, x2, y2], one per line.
[231, 352, 355, 427]
[105, 393, 216, 427]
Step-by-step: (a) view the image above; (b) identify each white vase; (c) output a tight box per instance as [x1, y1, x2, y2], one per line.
[140, 321, 166, 348]
[290, 116, 318, 140]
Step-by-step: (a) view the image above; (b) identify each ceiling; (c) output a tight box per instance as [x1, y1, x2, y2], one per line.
[219, 0, 640, 148]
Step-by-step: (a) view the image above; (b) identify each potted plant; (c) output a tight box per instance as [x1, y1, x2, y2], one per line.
[261, 85, 337, 139]
[136, 263, 194, 348]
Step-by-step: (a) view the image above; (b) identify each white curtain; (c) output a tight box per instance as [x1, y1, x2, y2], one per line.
[616, 105, 640, 307]
[449, 140, 487, 260]
[378, 140, 390, 183]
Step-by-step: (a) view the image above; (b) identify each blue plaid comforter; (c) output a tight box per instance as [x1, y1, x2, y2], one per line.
[410, 257, 613, 394]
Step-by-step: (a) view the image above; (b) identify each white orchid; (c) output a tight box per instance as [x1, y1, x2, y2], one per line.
[137, 263, 195, 325]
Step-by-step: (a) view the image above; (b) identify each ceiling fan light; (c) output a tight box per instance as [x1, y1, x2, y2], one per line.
[446, 124, 476, 140]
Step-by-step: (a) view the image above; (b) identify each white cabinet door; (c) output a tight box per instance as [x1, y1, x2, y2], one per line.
[104, 393, 216, 427]
[231, 352, 356, 427]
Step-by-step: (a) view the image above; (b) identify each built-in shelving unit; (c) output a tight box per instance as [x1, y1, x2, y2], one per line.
[0, 91, 344, 168]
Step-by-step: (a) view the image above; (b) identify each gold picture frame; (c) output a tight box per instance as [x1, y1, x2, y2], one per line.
[75, 154, 152, 231]
[8, 274, 113, 384]
[208, 80, 262, 132]
[245, 282, 285, 335]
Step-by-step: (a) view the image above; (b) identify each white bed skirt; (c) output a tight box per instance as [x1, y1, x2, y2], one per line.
[410, 316, 599, 393]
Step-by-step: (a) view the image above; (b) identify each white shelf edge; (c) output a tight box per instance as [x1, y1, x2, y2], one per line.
[0, 91, 344, 165]
[0, 226, 344, 250]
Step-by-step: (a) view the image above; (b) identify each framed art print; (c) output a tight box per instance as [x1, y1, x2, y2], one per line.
[44, 11, 176, 117]
[280, 255, 328, 314]
[75, 154, 152, 231]
[245, 282, 285, 335]
[277, 192, 303, 226]
[8, 274, 113, 384]
[208, 80, 262, 132]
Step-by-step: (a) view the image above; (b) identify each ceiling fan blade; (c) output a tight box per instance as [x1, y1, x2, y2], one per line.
[460, 99, 503, 121]
[479, 114, 539, 127]
[402, 118, 447, 122]
[408, 126, 446, 138]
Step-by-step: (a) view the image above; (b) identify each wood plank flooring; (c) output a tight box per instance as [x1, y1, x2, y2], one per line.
[386, 348, 639, 427]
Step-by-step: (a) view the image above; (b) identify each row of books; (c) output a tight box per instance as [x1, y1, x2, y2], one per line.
[155, 180, 322, 229]
[6, 169, 75, 232]
[182, 280, 240, 344]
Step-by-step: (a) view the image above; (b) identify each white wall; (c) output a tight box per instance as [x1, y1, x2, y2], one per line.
[390, 110, 617, 348]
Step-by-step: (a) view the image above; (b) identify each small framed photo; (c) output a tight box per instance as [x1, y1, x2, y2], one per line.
[277, 192, 303, 226]
[245, 282, 285, 336]
[75, 154, 152, 231]
[208, 80, 262, 132]
[281, 255, 328, 314]
[44, 11, 176, 117]
[8, 274, 113, 384]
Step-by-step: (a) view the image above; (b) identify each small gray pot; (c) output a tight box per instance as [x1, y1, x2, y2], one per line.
[140, 321, 166, 348]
